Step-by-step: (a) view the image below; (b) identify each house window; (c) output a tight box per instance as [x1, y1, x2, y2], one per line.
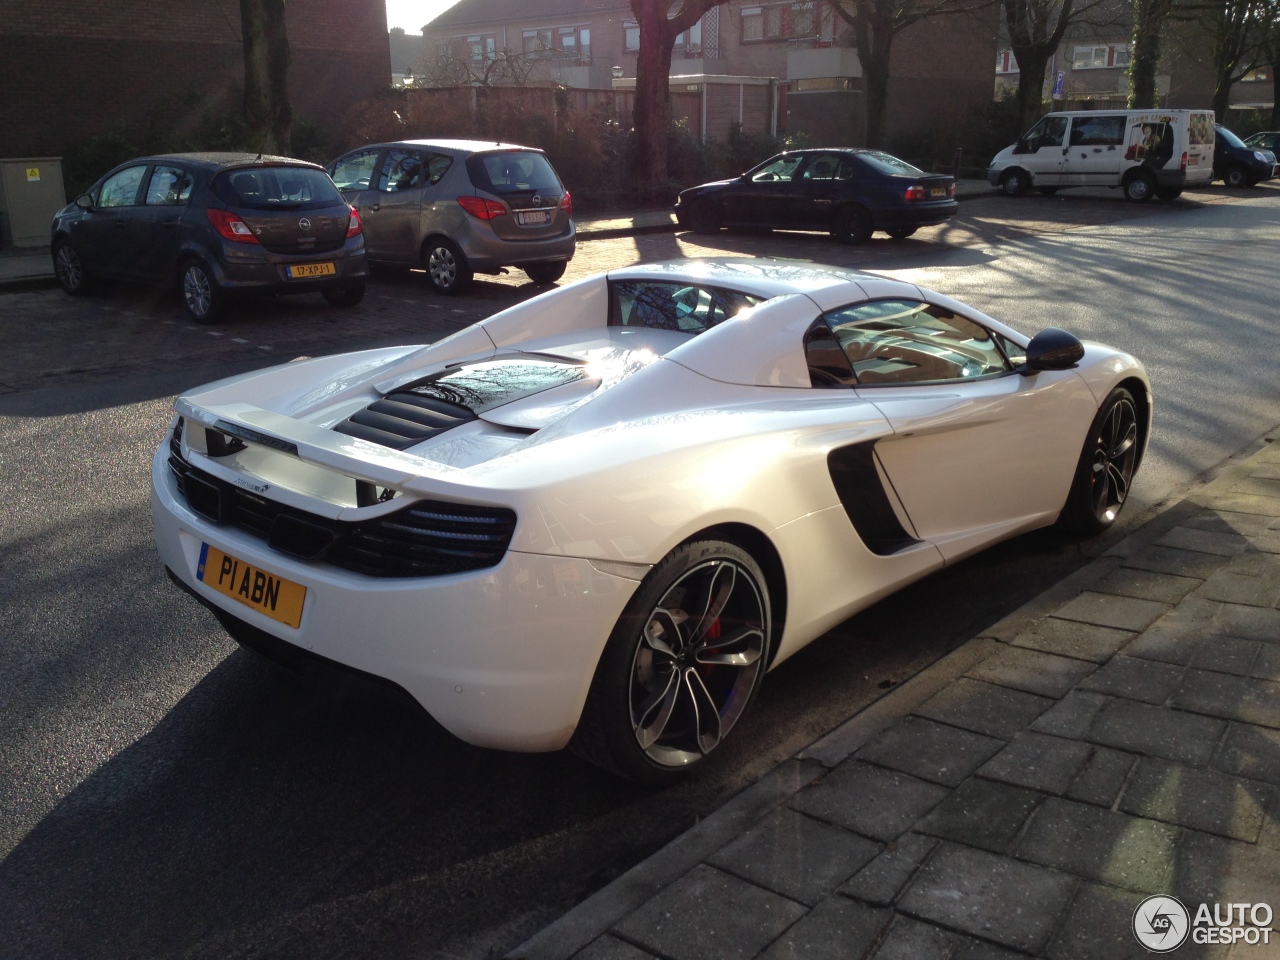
[1072, 43, 1128, 69]
[624, 20, 700, 53]
[1242, 67, 1271, 82]
[625, 21, 640, 51]
[439, 35, 495, 62]
[741, 2, 822, 42]
[996, 48, 1018, 74]
[523, 28, 553, 56]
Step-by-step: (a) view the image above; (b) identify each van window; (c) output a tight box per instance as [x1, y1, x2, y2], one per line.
[1023, 116, 1068, 152]
[1070, 115, 1125, 146]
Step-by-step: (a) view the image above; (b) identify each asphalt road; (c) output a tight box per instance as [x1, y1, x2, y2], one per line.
[1, 186, 1279, 960]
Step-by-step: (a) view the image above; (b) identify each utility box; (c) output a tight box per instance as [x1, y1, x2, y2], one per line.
[0, 158, 67, 248]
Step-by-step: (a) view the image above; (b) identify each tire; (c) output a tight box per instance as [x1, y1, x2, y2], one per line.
[832, 204, 873, 245]
[1001, 169, 1029, 197]
[1224, 165, 1249, 188]
[180, 259, 224, 324]
[52, 240, 93, 296]
[571, 539, 772, 785]
[1155, 186, 1183, 200]
[687, 202, 720, 234]
[1058, 387, 1141, 536]
[1038, 186, 1060, 196]
[423, 238, 472, 295]
[1123, 173, 1155, 203]
[321, 278, 366, 307]
[886, 226, 917, 240]
[524, 261, 567, 285]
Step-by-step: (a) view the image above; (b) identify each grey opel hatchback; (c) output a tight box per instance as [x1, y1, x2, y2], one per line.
[328, 139, 575, 295]
[51, 153, 368, 323]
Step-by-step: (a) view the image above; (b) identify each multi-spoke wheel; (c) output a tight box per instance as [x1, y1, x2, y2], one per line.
[180, 259, 224, 324]
[423, 237, 472, 295]
[1059, 387, 1141, 535]
[573, 539, 771, 784]
[53, 240, 94, 296]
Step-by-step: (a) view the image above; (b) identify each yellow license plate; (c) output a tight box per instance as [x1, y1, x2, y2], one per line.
[197, 543, 306, 628]
[288, 262, 336, 279]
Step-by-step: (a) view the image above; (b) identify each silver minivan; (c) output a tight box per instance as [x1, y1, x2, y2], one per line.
[328, 139, 575, 294]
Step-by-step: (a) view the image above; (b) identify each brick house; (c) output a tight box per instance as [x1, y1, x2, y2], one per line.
[1, 0, 391, 160]
[420, 0, 998, 149]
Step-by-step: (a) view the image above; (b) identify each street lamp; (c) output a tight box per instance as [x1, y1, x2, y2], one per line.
[611, 65, 624, 78]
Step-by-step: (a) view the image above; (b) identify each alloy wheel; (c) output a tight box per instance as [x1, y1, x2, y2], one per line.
[182, 264, 213, 319]
[54, 244, 83, 293]
[629, 558, 767, 767]
[1089, 396, 1138, 525]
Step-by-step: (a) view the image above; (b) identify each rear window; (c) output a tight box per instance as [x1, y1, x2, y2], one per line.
[856, 152, 924, 177]
[466, 151, 562, 196]
[210, 166, 343, 210]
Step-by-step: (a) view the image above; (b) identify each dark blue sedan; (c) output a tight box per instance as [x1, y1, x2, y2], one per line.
[674, 148, 957, 244]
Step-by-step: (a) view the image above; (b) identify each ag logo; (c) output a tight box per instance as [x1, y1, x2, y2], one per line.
[1134, 895, 1190, 952]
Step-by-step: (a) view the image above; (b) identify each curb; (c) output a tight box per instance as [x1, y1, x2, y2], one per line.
[504, 422, 1280, 960]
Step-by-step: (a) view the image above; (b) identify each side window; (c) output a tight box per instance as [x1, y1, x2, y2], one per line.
[1070, 115, 1125, 146]
[375, 149, 423, 191]
[801, 153, 844, 180]
[329, 149, 381, 190]
[609, 280, 761, 333]
[820, 300, 1011, 386]
[995, 333, 1026, 367]
[750, 154, 805, 183]
[144, 165, 193, 206]
[97, 165, 147, 208]
[425, 153, 453, 184]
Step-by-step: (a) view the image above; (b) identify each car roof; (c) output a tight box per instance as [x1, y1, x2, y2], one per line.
[606, 258, 890, 302]
[123, 152, 325, 172]
[357, 139, 545, 156]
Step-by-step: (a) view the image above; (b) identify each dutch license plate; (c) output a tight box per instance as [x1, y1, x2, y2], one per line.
[517, 209, 551, 226]
[930, 187, 947, 197]
[287, 262, 336, 279]
[197, 543, 306, 628]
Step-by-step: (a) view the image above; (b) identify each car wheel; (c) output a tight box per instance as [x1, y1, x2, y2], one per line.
[1155, 186, 1183, 200]
[1038, 186, 1060, 196]
[52, 240, 93, 296]
[1224, 165, 1249, 188]
[687, 202, 720, 234]
[524, 261, 567, 285]
[886, 226, 917, 240]
[1059, 387, 1140, 536]
[1001, 169, 1029, 197]
[832, 204, 873, 245]
[1123, 172, 1155, 203]
[572, 539, 771, 785]
[423, 238, 472, 295]
[180, 259, 224, 324]
[321, 278, 366, 308]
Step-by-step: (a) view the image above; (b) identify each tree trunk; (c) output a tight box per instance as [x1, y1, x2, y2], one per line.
[1272, 51, 1280, 127]
[1128, 0, 1170, 108]
[852, 2, 895, 148]
[1010, 48, 1051, 134]
[241, 0, 292, 154]
[632, 3, 676, 194]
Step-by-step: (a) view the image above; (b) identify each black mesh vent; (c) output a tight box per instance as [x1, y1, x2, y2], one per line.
[168, 454, 515, 578]
[167, 419, 187, 494]
[333, 392, 476, 450]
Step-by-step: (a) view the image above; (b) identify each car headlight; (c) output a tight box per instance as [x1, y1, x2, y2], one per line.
[1254, 150, 1270, 162]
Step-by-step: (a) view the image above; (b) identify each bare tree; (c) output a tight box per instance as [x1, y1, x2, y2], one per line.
[240, 0, 292, 154]
[831, 0, 987, 148]
[1198, 0, 1266, 118]
[420, 49, 541, 88]
[630, 0, 727, 191]
[1003, 0, 1114, 133]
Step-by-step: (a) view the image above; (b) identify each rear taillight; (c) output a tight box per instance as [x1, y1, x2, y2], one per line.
[346, 204, 363, 238]
[904, 184, 927, 201]
[949, 183, 957, 198]
[206, 208, 259, 243]
[1181, 151, 1188, 171]
[457, 196, 507, 220]
[560, 191, 573, 217]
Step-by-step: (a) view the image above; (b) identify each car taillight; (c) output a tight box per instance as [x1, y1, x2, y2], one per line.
[560, 191, 573, 217]
[346, 204, 363, 238]
[905, 184, 927, 201]
[206, 208, 259, 243]
[457, 196, 507, 220]
[1181, 151, 1188, 171]
[949, 183, 957, 198]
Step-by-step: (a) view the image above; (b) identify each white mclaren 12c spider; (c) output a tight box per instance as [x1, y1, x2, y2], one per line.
[153, 259, 1151, 783]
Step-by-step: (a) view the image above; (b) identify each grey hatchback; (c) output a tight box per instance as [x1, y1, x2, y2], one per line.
[50, 153, 368, 323]
[328, 139, 575, 295]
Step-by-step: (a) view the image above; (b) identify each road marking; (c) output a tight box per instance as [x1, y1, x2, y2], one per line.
[232, 338, 249, 344]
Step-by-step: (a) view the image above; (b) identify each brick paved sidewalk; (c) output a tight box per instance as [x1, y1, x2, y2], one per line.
[511, 432, 1280, 960]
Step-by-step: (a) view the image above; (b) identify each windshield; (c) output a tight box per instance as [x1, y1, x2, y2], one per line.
[856, 152, 924, 177]
[1218, 127, 1247, 149]
[211, 166, 344, 210]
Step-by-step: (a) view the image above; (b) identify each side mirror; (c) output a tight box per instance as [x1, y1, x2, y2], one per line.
[1021, 327, 1084, 374]
[75, 193, 93, 209]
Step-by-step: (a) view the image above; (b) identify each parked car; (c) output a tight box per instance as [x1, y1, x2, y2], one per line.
[153, 258, 1150, 784]
[1214, 126, 1280, 187]
[327, 139, 575, 295]
[1243, 130, 1280, 154]
[987, 109, 1216, 201]
[674, 149, 957, 243]
[51, 153, 367, 323]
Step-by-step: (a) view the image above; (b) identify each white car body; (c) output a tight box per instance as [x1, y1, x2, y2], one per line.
[153, 259, 1150, 768]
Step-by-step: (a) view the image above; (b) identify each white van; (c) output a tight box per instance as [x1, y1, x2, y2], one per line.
[987, 109, 1216, 201]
